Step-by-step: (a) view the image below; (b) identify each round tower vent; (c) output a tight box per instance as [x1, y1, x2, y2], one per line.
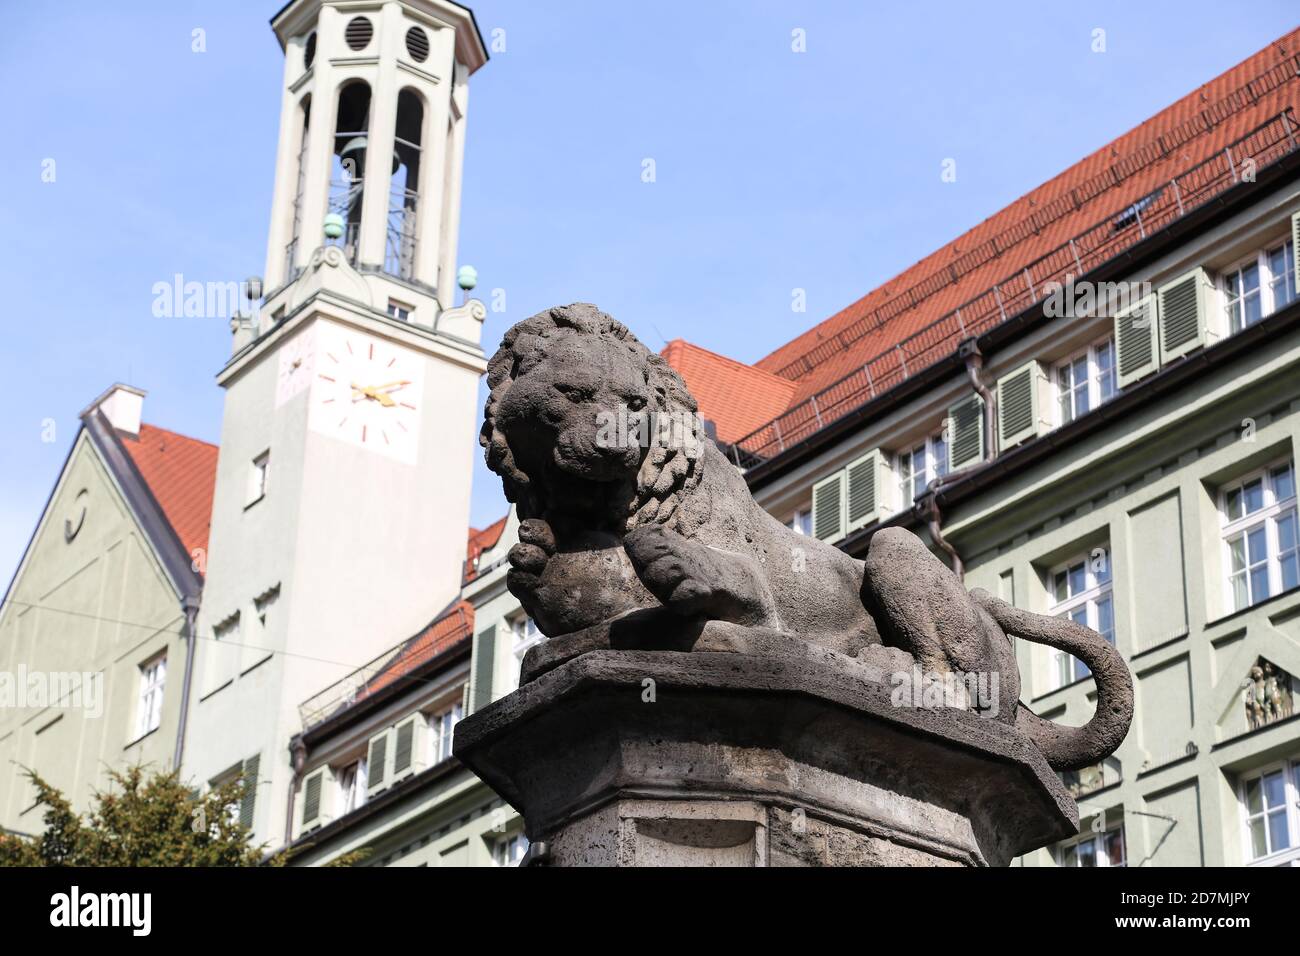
[405, 26, 430, 63]
[304, 31, 317, 68]
[345, 16, 373, 51]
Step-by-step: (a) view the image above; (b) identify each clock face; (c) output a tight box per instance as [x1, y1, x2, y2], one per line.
[307, 323, 424, 464]
[275, 325, 317, 407]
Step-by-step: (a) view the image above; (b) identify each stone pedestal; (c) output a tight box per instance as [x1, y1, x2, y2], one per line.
[454, 637, 1078, 867]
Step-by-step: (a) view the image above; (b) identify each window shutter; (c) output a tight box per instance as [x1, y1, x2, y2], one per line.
[1114, 294, 1158, 388]
[811, 471, 845, 542]
[238, 754, 259, 830]
[996, 362, 1043, 449]
[845, 451, 883, 533]
[1292, 212, 1300, 296]
[300, 767, 328, 831]
[366, 730, 390, 796]
[1157, 267, 1213, 363]
[391, 714, 424, 781]
[471, 626, 497, 713]
[946, 393, 985, 470]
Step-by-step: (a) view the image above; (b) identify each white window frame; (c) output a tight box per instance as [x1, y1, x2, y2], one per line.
[785, 507, 812, 536]
[134, 653, 167, 739]
[492, 830, 529, 866]
[894, 429, 948, 510]
[247, 450, 269, 506]
[511, 616, 545, 690]
[1052, 335, 1117, 426]
[386, 299, 412, 321]
[1220, 238, 1296, 336]
[1219, 458, 1298, 613]
[429, 701, 463, 765]
[1057, 823, 1126, 867]
[1047, 549, 1114, 690]
[1240, 758, 1300, 866]
[337, 757, 368, 814]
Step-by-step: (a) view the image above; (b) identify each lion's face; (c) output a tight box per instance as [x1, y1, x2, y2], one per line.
[496, 332, 652, 493]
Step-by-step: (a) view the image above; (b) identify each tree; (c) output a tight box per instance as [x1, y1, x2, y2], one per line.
[0, 765, 276, 867]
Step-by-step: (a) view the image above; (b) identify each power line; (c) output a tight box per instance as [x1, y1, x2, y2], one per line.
[0, 597, 471, 700]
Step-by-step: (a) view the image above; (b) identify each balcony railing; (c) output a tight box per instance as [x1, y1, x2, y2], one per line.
[729, 107, 1300, 468]
[298, 604, 472, 730]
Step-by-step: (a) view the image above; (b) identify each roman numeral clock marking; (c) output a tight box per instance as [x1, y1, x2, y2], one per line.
[305, 325, 424, 464]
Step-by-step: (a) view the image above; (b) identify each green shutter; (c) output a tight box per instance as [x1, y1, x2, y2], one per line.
[1157, 267, 1212, 363]
[811, 471, 845, 542]
[390, 717, 416, 780]
[301, 768, 324, 829]
[946, 393, 985, 470]
[996, 362, 1042, 449]
[845, 451, 883, 532]
[366, 731, 389, 794]
[1114, 294, 1158, 388]
[238, 754, 259, 830]
[471, 626, 497, 713]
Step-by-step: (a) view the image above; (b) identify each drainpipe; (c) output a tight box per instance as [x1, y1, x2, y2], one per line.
[914, 486, 963, 581]
[285, 736, 307, 846]
[172, 594, 201, 771]
[914, 341, 997, 582]
[958, 339, 997, 459]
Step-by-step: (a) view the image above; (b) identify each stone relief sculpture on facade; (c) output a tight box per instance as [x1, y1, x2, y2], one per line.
[479, 303, 1134, 773]
[1244, 659, 1294, 730]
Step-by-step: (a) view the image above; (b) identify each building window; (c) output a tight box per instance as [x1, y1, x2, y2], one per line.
[386, 299, 412, 321]
[1048, 550, 1114, 689]
[785, 508, 812, 536]
[1223, 240, 1296, 335]
[247, 451, 269, 506]
[492, 831, 529, 866]
[1058, 824, 1125, 867]
[511, 616, 545, 689]
[134, 654, 167, 739]
[430, 702, 462, 764]
[1241, 759, 1300, 865]
[895, 430, 948, 508]
[338, 758, 368, 814]
[1220, 459, 1298, 612]
[1054, 337, 1117, 425]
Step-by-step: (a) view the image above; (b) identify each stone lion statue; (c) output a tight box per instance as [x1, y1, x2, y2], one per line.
[481, 303, 1132, 771]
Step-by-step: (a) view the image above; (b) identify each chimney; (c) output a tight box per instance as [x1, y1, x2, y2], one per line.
[82, 384, 146, 438]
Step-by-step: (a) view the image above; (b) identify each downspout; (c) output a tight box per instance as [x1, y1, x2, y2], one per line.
[915, 487, 963, 581]
[172, 594, 201, 770]
[917, 341, 997, 583]
[285, 736, 307, 846]
[958, 339, 997, 459]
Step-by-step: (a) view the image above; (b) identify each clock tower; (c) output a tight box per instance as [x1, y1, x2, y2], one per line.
[184, 0, 489, 846]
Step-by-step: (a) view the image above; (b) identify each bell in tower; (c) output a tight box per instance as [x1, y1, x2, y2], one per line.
[259, 0, 487, 329]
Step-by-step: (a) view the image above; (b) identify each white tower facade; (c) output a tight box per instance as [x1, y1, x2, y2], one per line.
[183, 0, 488, 847]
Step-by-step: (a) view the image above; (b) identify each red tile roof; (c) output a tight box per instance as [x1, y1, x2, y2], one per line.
[360, 600, 474, 697]
[120, 424, 219, 560]
[464, 514, 508, 581]
[661, 339, 798, 444]
[684, 28, 1300, 454]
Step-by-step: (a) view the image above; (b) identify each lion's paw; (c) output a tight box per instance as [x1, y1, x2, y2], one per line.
[625, 525, 777, 626]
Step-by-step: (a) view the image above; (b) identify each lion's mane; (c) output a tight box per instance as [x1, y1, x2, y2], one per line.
[480, 303, 705, 531]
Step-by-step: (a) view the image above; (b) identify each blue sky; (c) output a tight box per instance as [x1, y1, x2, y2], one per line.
[1, 1, 1296, 585]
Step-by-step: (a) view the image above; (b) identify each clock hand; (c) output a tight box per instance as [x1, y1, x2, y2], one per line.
[350, 382, 398, 407]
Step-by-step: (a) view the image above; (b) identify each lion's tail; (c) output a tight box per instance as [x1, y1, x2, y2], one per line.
[970, 589, 1133, 772]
